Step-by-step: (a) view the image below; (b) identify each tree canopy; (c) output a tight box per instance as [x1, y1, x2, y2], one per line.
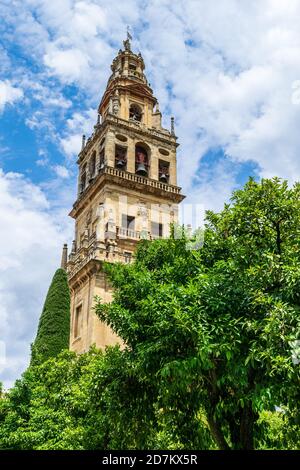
[0, 177, 299, 450]
[95, 177, 300, 449]
[31, 268, 70, 364]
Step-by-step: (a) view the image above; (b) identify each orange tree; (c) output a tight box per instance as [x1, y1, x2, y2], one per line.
[95, 178, 300, 449]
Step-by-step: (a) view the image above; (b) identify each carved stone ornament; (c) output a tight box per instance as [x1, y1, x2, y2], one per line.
[138, 203, 148, 219]
[112, 91, 120, 115]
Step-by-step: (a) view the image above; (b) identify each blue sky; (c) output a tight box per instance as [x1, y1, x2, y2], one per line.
[1, 0, 300, 388]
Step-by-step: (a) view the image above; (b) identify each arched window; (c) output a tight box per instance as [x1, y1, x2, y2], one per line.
[115, 145, 127, 170]
[135, 144, 149, 177]
[129, 103, 142, 122]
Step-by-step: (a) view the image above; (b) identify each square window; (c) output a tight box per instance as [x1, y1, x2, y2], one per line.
[122, 214, 135, 231]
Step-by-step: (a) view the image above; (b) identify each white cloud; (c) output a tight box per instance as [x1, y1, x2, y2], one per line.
[60, 134, 82, 158]
[25, 112, 57, 140]
[60, 108, 98, 157]
[53, 164, 70, 178]
[69, 1, 106, 37]
[0, 80, 23, 112]
[0, 169, 72, 389]
[19, 77, 72, 110]
[44, 47, 90, 82]
[130, 0, 300, 200]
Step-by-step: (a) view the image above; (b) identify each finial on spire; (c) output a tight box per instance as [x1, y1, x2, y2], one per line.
[60, 243, 68, 270]
[94, 113, 101, 130]
[81, 134, 86, 150]
[171, 116, 175, 135]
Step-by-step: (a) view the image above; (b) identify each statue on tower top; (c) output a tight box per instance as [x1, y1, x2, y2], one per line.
[123, 27, 132, 51]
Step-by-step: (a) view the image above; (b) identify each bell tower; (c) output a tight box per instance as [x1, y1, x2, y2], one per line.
[67, 35, 185, 353]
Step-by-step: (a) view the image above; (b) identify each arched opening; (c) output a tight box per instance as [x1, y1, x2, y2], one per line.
[135, 143, 149, 177]
[115, 145, 127, 170]
[159, 159, 170, 183]
[129, 103, 142, 122]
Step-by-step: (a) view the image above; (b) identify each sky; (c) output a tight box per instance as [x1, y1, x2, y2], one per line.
[1, 0, 300, 388]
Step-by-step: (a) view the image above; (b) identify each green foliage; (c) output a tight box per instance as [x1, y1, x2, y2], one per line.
[0, 350, 95, 450]
[0, 348, 184, 450]
[95, 177, 300, 450]
[257, 410, 300, 449]
[31, 269, 70, 364]
[1, 177, 299, 450]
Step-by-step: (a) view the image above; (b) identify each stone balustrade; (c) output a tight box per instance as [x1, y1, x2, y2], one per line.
[104, 166, 181, 194]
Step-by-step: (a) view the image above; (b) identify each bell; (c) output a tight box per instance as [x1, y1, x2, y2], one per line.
[136, 163, 148, 176]
[116, 158, 126, 168]
[159, 172, 168, 183]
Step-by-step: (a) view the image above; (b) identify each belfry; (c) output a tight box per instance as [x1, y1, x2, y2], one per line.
[66, 35, 185, 353]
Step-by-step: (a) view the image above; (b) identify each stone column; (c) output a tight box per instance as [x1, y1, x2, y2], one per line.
[127, 137, 135, 173]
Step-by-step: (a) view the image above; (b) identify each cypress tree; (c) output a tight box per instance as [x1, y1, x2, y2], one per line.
[31, 268, 70, 364]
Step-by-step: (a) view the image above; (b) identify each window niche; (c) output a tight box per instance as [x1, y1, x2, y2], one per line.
[159, 159, 170, 183]
[115, 145, 127, 170]
[129, 103, 142, 122]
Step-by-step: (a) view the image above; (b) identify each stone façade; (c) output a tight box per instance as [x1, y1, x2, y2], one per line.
[66, 35, 185, 353]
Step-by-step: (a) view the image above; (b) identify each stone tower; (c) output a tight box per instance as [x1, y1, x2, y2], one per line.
[67, 36, 185, 353]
